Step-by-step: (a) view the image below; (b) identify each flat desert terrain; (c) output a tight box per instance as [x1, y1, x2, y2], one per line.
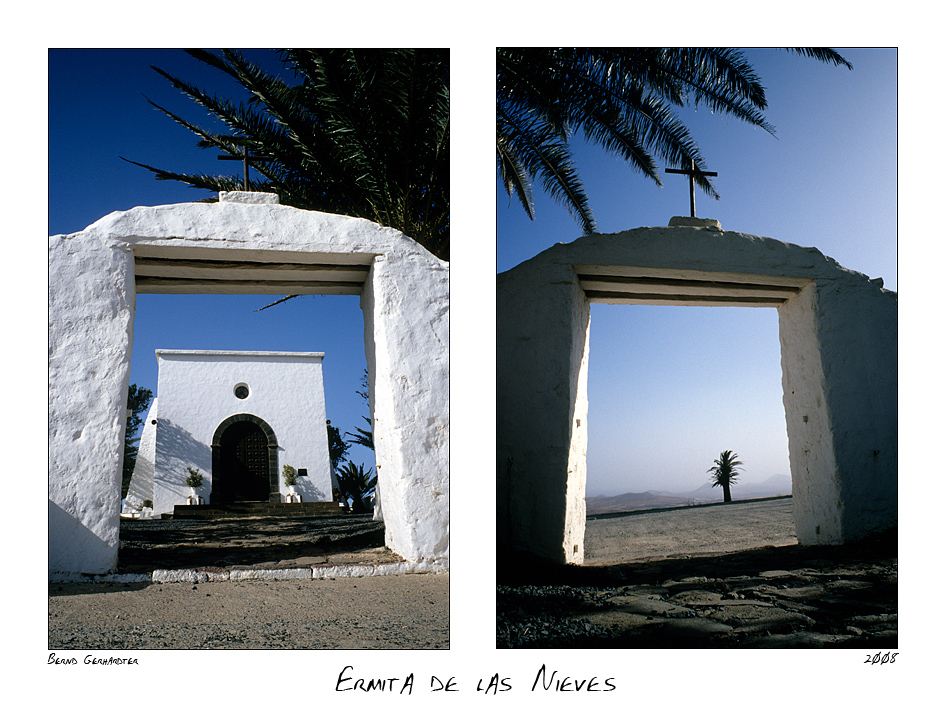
[585, 496, 797, 565]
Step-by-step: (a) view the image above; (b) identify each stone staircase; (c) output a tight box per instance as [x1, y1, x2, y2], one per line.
[171, 501, 347, 519]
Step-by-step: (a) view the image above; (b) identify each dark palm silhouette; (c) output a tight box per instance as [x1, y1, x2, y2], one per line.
[337, 462, 377, 514]
[125, 48, 449, 261]
[497, 47, 851, 234]
[709, 450, 743, 503]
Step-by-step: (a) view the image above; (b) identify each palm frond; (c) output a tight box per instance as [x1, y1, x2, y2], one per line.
[780, 48, 853, 70]
[126, 48, 449, 261]
[496, 47, 850, 231]
[499, 99, 596, 234]
[119, 157, 250, 194]
[253, 295, 300, 312]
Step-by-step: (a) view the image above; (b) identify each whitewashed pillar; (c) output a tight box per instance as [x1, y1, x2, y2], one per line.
[48, 232, 134, 574]
[496, 261, 590, 564]
[779, 276, 897, 545]
[362, 251, 450, 563]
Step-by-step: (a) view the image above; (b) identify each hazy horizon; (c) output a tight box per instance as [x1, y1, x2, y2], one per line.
[587, 471, 792, 499]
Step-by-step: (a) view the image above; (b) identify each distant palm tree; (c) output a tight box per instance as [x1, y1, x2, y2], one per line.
[709, 450, 743, 503]
[347, 371, 374, 450]
[126, 48, 450, 261]
[497, 47, 851, 234]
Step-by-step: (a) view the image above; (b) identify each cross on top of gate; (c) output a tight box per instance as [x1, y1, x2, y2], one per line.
[218, 144, 273, 191]
[665, 159, 718, 218]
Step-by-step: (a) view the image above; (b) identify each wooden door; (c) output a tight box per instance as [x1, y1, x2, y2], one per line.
[219, 420, 270, 502]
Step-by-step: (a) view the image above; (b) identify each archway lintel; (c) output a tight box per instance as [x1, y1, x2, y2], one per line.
[132, 246, 378, 296]
[132, 243, 379, 267]
[574, 264, 814, 308]
[212, 413, 278, 447]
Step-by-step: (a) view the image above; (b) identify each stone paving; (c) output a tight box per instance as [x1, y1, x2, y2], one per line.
[497, 530, 897, 649]
[116, 513, 395, 575]
[52, 514, 449, 585]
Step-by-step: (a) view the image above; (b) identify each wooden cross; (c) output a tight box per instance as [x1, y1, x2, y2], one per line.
[665, 159, 717, 218]
[218, 144, 273, 191]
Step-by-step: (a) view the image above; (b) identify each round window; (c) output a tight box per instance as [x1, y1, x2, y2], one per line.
[234, 383, 250, 399]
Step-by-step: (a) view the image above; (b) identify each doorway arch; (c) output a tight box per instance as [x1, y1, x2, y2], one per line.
[211, 414, 279, 504]
[49, 192, 449, 575]
[497, 221, 897, 565]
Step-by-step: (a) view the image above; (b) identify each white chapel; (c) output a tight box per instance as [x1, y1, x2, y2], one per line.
[126, 349, 335, 516]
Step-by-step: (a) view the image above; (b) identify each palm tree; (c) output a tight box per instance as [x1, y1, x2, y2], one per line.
[497, 47, 851, 234]
[125, 49, 449, 261]
[347, 371, 374, 450]
[326, 420, 350, 472]
[709, 450, 743, 503]
[336, 461, 378, 514]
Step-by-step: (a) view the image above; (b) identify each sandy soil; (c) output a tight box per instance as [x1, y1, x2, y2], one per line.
[49, 573, 448, 650]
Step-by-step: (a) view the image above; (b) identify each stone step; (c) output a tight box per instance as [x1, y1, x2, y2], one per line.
[172, 501, 347, 519]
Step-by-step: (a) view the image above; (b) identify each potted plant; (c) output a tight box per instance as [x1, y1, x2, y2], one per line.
[282, 464, 300, 501]
[185, 467, 204, 504]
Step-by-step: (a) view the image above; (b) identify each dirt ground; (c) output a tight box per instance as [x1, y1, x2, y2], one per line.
[49, 573, 448, 650]
[49, 515, 449, 650]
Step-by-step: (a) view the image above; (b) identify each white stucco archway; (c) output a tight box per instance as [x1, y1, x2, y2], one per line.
[497, 219, 896, 565]
[49, 192, 449, 576]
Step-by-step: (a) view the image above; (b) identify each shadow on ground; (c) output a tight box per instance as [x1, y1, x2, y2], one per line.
[116, 514, 391, 574]
[497, 530, 897, 649]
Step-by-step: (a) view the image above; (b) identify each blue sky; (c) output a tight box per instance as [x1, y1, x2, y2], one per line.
[496, 48, 897, 496]
[49, 49, 377, 469]
[47, 48, 898, 497]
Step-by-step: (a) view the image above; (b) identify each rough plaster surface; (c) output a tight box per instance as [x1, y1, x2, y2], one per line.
[150, 350, 332, 515]
[49, 193, 448, 575]
[497, 223, 896, 564]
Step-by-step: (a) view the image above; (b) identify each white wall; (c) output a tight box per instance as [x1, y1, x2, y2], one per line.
[125, 399, 157, 512]
[153, 351, 331, 515]
[49, 192, 449, 576]
[361, 251, 450, 561]
[496, 261, 590, 564]
[497, 222, 897, 564]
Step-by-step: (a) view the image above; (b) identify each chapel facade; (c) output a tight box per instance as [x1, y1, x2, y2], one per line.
[126, 350, 336, 516]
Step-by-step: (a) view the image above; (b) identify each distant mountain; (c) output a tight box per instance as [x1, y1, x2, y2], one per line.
[585, 491, 691, 515]
[587, 474, 792, 515]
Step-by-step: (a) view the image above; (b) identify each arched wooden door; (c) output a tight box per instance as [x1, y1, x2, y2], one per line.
[211, 414, 278, 504]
